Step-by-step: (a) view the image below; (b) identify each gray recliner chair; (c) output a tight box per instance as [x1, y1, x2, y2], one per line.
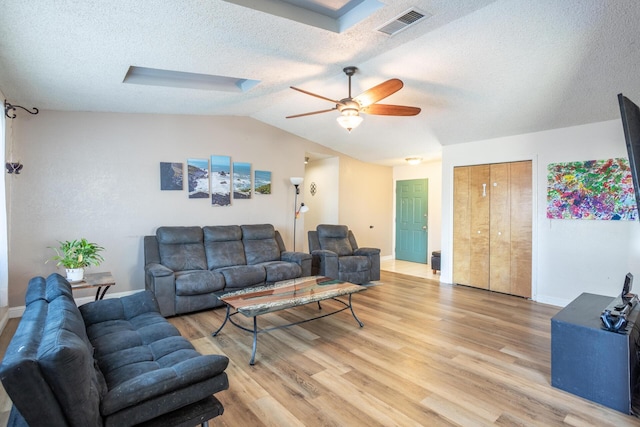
[308, 224, 380, 284]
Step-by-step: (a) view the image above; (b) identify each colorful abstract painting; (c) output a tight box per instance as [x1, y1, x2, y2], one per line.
[210, 155, 231, 206]
[187, 158, 209, 199]
[233, 162, 251, 199]
[254, 170, 271, 195]
[547, 158, 638, 220]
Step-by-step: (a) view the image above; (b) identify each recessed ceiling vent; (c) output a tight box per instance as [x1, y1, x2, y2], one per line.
[376, 8, 429, 36]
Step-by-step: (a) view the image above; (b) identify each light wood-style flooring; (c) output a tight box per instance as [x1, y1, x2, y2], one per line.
[1, 269, 640, 426]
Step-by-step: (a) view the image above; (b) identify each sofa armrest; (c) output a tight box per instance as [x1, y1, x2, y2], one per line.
[144, 263, 176, 317]
[354, 247, 380, 281]
[310, 249, 338, 279]
[280, 251, 312, 277]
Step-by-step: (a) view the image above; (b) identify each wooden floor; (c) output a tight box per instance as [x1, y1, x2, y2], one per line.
[2, 270, 640, 426]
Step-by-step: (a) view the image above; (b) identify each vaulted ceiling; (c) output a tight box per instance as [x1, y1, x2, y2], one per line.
[1, 1, 639, 165]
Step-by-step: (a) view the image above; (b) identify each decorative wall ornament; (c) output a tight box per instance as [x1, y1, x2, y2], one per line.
[310, 182, 317, 196]
[159, 162, 183, 190]
[233, 162, 251, 199]
[547, 158, 638, 220]
[211, 155, 231, 206]
[4, 100, 39, 119]
[254, 170, 271, 194]
[187, 158, 209, 199]
[5, 162, 23, 174]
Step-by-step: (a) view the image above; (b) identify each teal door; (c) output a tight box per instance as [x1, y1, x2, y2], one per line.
[396, 179, 428, 263]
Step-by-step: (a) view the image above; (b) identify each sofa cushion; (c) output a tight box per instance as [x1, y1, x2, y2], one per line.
[174, 270, 225, 296]
[260, 261, 302, 283]
[80, 291, 229, 418]
[242, 224, 280, 264]
[339, 255, 370, 272]
[203, 226, 246, 269]
[156, 226, 207, 271]
[317, 225, 353, 256]
[216, 265, 265, 289]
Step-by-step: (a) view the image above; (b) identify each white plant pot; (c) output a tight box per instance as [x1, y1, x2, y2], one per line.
[66, 268, 84, 282]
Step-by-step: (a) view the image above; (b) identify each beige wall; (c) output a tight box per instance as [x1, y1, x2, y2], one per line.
[6, 111, 393, 307]
[302, 157, 339, 252]
[302, 155, 394, 255]
[338, 156, 393, 253]
[393, 159, 443, 261]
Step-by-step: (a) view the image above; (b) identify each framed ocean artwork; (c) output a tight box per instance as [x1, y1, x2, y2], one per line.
[254, 170, 271, 195]
[187, 158, 209, 199]
[210, 155, 231, 206]
[233, 162, 251, 199]
[547, 158, 638, 220]
[160, 162, 183, 190]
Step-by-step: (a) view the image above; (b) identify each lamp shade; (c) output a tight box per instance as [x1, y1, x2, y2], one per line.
[290, 177, 303, 186]
[336, 114, 363, 132]
[299, 204, 309, 213]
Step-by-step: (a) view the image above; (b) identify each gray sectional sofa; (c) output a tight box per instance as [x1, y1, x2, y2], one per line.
[144, 224, 312, 317]
[0, 273, 229, 427]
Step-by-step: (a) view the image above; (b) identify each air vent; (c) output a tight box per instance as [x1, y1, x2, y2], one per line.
[377, 8, 430, 36]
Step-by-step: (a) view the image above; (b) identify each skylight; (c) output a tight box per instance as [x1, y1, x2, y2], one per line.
[222, 0, 384, 33]
[123, 66, 260, 92]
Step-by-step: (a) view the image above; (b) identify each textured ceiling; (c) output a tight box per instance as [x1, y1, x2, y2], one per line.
[1, 0, 639, 166]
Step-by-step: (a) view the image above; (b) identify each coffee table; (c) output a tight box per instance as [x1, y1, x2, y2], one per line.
[212, 276, 366, 365]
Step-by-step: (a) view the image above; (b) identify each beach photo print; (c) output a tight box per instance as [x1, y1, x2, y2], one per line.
[210, 155, 231, 206]
[187, 158, 209, 199]
[233, 162, 252, 199]
[254, 170, 271, 195]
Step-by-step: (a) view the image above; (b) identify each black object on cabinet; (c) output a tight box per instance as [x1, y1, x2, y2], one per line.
[551, 293, 640, 413]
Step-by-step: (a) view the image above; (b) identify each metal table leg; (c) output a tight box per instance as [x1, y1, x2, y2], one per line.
[348, 294, 364, 327]
[212, 305, 231, 336]
[250, 316, 258, 365]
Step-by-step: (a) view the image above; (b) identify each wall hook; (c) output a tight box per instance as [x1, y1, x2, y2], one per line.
[4, 100, 39, 119]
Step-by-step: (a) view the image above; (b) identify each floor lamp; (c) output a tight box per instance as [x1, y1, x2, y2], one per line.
[290, 177, 309, 251]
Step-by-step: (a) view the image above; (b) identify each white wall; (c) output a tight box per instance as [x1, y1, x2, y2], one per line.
[393, 160, 443, 262]
[442, 120, 640, 306]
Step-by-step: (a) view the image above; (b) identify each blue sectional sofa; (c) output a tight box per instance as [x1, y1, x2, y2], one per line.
[0, 273, 229, 427]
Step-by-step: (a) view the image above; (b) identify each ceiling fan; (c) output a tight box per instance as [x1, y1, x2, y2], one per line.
[286, 66, 421, 132]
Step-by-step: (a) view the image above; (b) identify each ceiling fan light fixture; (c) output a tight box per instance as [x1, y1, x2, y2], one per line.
[336, 108, 363, 132]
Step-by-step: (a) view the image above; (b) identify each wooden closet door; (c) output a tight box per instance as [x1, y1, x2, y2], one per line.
[489, 163, 511, 293]
[453, 167, 471, 285]
[469, 165, 490, 289]
[509, 161, 532, 298]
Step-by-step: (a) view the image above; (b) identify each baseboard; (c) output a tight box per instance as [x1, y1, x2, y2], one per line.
[9, 289, 144, 318]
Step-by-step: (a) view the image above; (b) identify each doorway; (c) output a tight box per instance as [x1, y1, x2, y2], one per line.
[395, 179, 428, 263]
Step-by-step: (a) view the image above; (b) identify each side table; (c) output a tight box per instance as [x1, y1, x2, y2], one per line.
[70, 272, 115, 300]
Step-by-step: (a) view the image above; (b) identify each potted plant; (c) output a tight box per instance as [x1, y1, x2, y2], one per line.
[48, 238, 105, 282]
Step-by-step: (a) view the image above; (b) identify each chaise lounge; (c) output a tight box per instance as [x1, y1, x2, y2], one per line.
[0, 273, 229, 427]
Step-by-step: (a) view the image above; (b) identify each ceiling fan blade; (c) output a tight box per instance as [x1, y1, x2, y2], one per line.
[290, 86, 345, 106]
[286, 107, 338, 119]
[361, 104, 421, 116]
[354, 79, 403, 107]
